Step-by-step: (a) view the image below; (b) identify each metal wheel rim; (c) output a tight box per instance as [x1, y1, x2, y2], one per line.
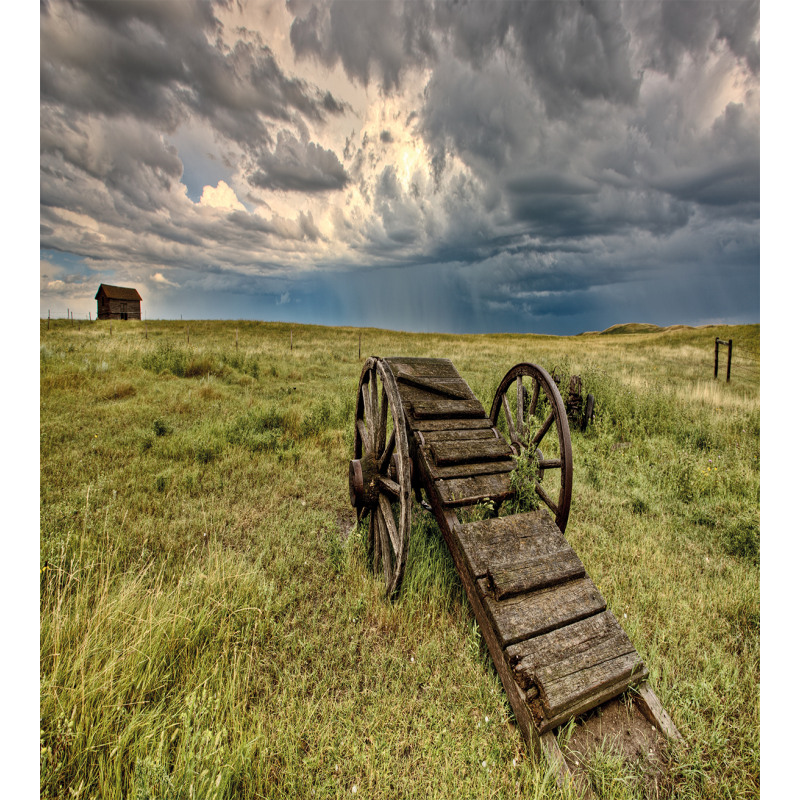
[489, 362, 573, 532]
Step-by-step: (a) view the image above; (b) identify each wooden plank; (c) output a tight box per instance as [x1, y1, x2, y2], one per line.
[412, 398, 486, 419]
[430, 438, 513, 466]
[488, 546, 586, 599]
[532, 671, 647, 735]
[506, 611, 622, 686]
[412, 417, 494, 433]
[535, 631, 637, 689]
[395, 381, 473, 408]
[395, 370, 472, 400]
[538, 650, 647, 719]
[427, 457, 515, 481]
[632, 682, 684, 743]
[455, 510, 568, 578]
[418, 428, 497, 443]
[478, 576, 606, 648]
[437, 472, 514, 507]
[384, 357, 461, 380]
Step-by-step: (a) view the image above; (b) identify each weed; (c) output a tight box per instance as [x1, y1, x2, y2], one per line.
[508, 442, 541, 514]
[141, 343, 188, 377]
[153, 418, 170, 437]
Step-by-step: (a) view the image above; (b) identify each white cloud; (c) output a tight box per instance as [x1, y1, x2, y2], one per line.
[151, 272, 180, 288]
[198, 180, 246, 211]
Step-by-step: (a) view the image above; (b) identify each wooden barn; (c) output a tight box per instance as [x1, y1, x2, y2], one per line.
[95, 284, 142, 320]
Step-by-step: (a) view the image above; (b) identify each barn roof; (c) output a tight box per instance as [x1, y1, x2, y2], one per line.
[95, 284, 142, 301]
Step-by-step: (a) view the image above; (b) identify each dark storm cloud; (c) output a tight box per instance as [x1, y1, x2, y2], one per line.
[41, 0, 346, 149]
[250, 130, 349, 191]
[40, 0, 353, 291]
[40, 0, 759, 333]
[289, 0, 437, 90]
[628, 0, 760, 78]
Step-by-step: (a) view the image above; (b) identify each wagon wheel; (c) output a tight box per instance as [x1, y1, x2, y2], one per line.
[489, 363, 573, 532]
[348, 357, 411, 597]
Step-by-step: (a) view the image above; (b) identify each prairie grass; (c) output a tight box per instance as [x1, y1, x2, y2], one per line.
[41, 319, 759, 799]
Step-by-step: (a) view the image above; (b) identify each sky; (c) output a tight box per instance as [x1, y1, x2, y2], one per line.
[39, 0, 760, 334]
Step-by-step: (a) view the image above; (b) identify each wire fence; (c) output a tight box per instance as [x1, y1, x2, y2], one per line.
[713, 338, 759, 382]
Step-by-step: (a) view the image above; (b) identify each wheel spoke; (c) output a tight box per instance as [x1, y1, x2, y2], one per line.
[361, 380, 373, 433]
[531, 410, 555, 447]
[378, 494, 401, 555]
[516, 376, 524, 434]
[528, 381, 540, 420]
[539, 458, 562, 470]
[377, 428, 396, 473]
[377, 475, 401, 498]
[376, 385, 388, 457]
[370, 370, 379, 452]
[535, 483, 560, 516]
[376, 507, 393, 585]
[370, 513, 379, 574]
[356, 419, 371, 454]
[502, 394, 517, 440]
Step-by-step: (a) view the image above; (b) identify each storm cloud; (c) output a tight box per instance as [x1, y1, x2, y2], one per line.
[40, 0, 759, 333]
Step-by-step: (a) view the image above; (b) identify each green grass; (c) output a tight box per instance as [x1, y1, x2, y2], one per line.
[40, 319, 759, 799]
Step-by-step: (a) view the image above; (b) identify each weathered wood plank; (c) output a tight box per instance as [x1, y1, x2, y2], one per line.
[430, 438, 513, 466]
[478, 576, 606, 648]
[538, 651, 647, 719]
[488, 546, 586, 600]
[437, 472, 514, 507]
[427, 457, 516, 481]
[455, 509, 568, 578]
[506, 610, 622, 684]
[417, 428, 498, 443]
[384, 357, 460, 379]
[632, 682, 684, 743]
[535, 631, 636, 688]
[532, 671, 647, 735]
[412, 398, 487, 419]
[395, 381, 474, 409]
[395, 370, 472, 400]
[412, 417, 494, 432]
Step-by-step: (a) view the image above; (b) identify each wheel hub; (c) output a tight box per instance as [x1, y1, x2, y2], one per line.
[349, 455, 378, 508]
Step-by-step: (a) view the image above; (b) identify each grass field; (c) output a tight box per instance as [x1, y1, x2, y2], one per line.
[40, 319, 759, 799]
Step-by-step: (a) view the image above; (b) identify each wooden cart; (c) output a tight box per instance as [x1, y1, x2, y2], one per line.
[347, 357, 681, 787]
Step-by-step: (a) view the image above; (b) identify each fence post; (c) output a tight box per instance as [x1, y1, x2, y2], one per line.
[714, 339, 719, 379]
[726, 339, 732, 383]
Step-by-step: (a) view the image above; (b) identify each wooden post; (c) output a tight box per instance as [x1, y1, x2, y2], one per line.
[145, 320, 148, 340]
[714, 339, 720, 379]
[726, 339, 732, 383]
[47, 310, 50, 330]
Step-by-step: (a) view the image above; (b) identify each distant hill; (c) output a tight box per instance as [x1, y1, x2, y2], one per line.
[599, 322, 665, 335]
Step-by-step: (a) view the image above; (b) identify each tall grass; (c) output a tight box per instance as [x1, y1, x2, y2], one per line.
[41, 319, 759, 798]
